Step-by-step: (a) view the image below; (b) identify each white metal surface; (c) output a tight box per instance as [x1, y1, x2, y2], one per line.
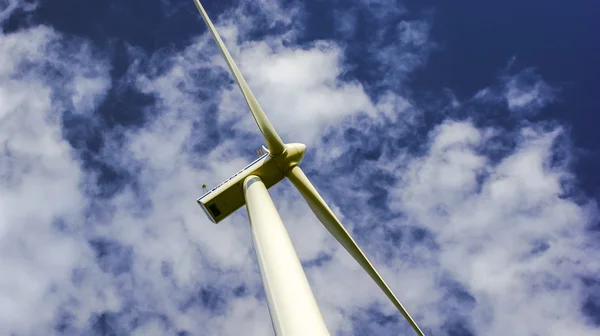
[244, 175, 330, 336]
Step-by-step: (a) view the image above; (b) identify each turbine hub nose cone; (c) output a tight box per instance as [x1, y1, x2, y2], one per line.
[275, 143, 307, 173]
[294, 143, 307, 156]
[286, 143, 306, 158]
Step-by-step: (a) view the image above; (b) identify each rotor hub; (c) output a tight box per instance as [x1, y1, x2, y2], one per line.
[272, 143, 306, 174]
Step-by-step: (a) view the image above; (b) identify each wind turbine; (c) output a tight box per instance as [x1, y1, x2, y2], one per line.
[192, 1, 425, 335]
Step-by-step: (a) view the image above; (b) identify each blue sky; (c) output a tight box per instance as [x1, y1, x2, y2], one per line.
[1, 0, 599, 335]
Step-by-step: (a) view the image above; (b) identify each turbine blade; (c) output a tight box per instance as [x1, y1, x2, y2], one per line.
[192, 0, 286, 155]
[287, 166, 425, 336]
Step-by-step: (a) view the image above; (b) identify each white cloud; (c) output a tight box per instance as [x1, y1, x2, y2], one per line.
[0, 25, 112, 334]
[231, 40, 375, 145]
[360, 0, 407, 22]
[374, 19, 434, 88]
[397, 20, 430, 47]
[389, 121, 600, 335]
[0, 0, 37, 26]
[473, 67, 557, 117]
[504, 69, 556, 114]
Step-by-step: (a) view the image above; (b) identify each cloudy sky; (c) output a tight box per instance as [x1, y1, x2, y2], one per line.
[1, 0, 599, 335]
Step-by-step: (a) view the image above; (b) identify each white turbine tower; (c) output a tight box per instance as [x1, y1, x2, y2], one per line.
[192, 1, 425, 335]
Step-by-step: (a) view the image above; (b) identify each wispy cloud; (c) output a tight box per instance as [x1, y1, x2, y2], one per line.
[474, 63, 558, 118]
[503, 68, 557, 114]
[0, 0, 37, 26]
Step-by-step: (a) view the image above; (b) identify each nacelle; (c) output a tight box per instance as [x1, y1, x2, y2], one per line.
[197, 153, 284, 223]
